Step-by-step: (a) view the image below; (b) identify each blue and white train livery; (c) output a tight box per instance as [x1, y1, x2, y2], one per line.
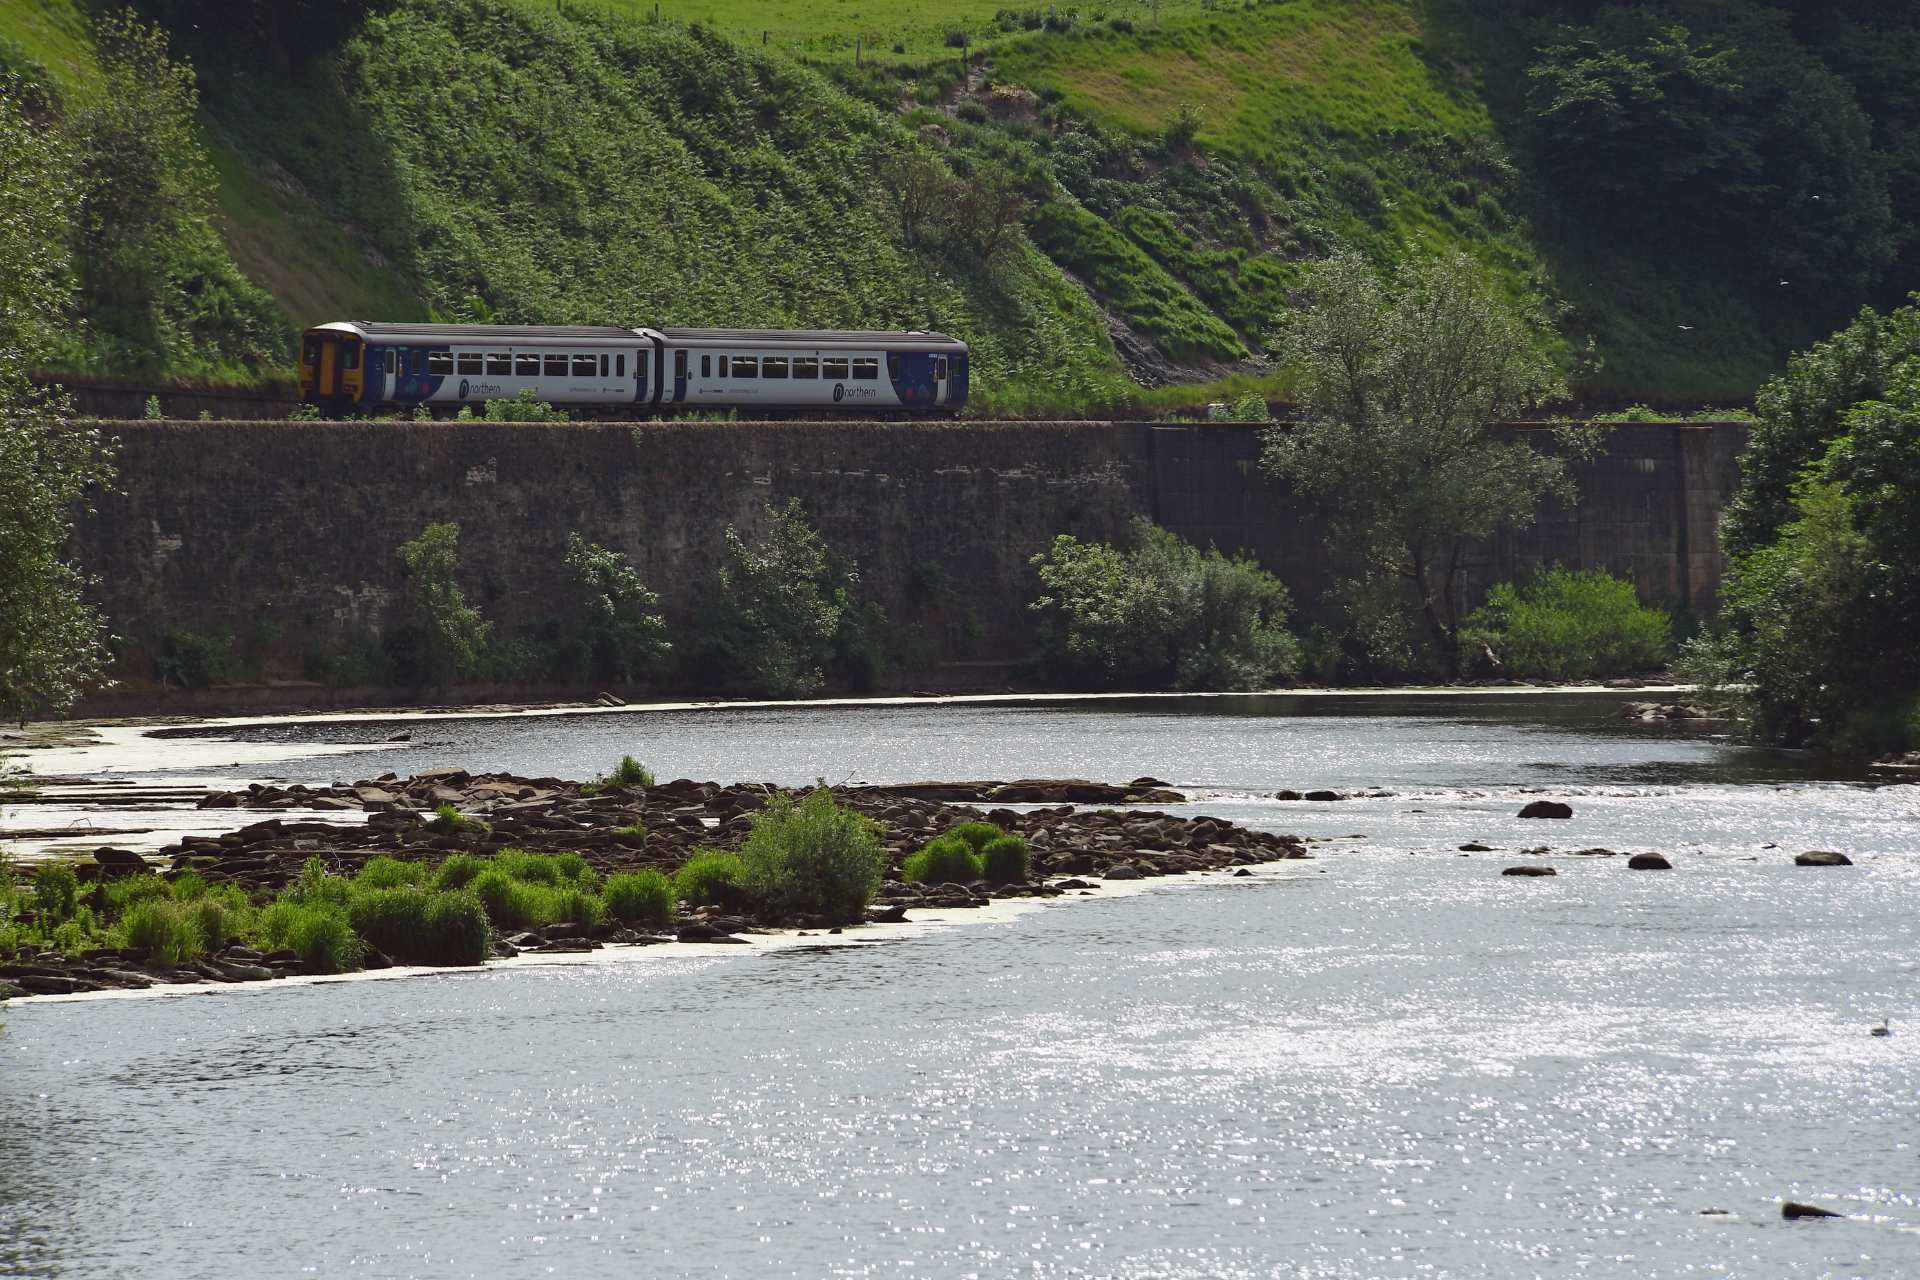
[297, 322, 969, 416]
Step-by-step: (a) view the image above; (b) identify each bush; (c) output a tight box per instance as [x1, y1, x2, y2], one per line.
[684, 499, 847, 699]
[347, 888, 490, 965]
[1461, 566, 1672, 680]
[156, 627, 238, 690]
[903, 836, 982, 885]
[494, 849, 560, 884]
[428, 803, 489, 835]
[979, 834, 1031, 884]
[550, 852, 598, 890]
[122, 898, 203, 966]
[260, 899, 365, 972]
[606, 755, 656, 788]
[564, 537, 669, 683]
[674, 850, 747, 909]
[431, 853, 489, 891]
[187, 889, 249, 949]
[1030, 518, 1300, 689]
[1108, 15, 1133, 32]
[32, 862, 78, 921]
[286, 857, 355, 910]
[735, 785, 885, 924]
[357, 856, 428, 889]
[483, 387, 567, 422]
[603, 870, 675, 927]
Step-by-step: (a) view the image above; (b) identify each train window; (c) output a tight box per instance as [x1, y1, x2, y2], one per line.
[886, 356, 900, 380]
[457, 352, 482, 374]
[516, 353, 540, 376]
[486, 353, 511, 375]
[793, 357, 818, 379]
[302, 339, 319, 367]
[856, 357, 881, 380]
[385, 350, 396, 374]
[936, 357, 948, 380]
[571, 354, 595, 377]
[343, 343, 361, 370]
[412, 351, 422, 376]
[732, 356, 758, 379]
[822, 357, 849, 380]
[544, 354, 568, 377]
[701, 354, 711, 379]
[762, 357, 788, 379]
[427, 351, 454, 376]
[675, 350, 688, 379]
[616, 353, 625, 377]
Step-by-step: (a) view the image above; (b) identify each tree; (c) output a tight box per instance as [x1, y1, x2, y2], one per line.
[951, 172, 1030, 260]
[887, 153, 953, 248]
[686, 499, 845, 698]
[1029, 518, 1300, 690]
[564, 534, 668, 682]
[68, 11, 288, 373]
[1523, 7, 1894, 297]
[0, 83, 114, 723]
[396, 523, 489, 692]
[1261, 251, 1584, 665]
[1684, 353, 1920, 754]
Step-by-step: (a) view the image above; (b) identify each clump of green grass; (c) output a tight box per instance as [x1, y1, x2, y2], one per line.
[673, 850, 746, 910]
[735, 785, 886, 925]
[551, 852, 599, 891]
[903, 836, 983, 885]
[467, 868, 543, 930]
[428, 803, 491, 835]
[431, 853, 489, 891]
[1462, 566, 1674, 681]
[979, 834, 1031, 884]
[356, 856, 428, 889]
[346, 888, 490, 965]
[260, 899, 365, 972]
[605, 755, 656, 788]
[32, 863, 79, 922]
[603, 870, 675, 927]
[948, 822, 1004, 853]
[122, 899, 205, 967]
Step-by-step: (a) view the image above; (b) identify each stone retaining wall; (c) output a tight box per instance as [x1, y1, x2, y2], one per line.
[61, 418, 1746, 712]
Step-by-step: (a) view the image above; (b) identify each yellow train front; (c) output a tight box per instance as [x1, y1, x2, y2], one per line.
[298, 321, 968, 417]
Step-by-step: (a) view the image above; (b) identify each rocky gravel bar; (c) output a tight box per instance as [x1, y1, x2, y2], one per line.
[1, 772, 1308, 996]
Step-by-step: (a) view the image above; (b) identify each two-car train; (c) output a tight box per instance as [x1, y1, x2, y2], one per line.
[298, 322, 969, 416]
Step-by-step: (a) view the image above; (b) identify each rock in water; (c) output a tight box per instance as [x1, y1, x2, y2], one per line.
[1502, 865, 1557, 877]
[1103, 864, 1143, 880]
[1518, 800, 1573, 819]
[1794, 850, 1853, 866]
[1781, 1201, 1842, 1219]
[1274, 789, 1303, 801]
[1627, 853, 1673, 870]
[1458, 842, 1494, 851]
[1304, 790, 1341, 802]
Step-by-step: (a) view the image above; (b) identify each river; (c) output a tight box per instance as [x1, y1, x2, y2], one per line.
[1, 693, 1915, 1277]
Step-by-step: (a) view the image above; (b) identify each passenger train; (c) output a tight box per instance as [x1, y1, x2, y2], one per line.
[298, 322, 968, 416]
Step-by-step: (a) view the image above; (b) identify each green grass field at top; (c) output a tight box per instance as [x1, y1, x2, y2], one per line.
[991, 0, 1487, 157]
[566, 0, 1224, 62]
[0, 0, 93, 86]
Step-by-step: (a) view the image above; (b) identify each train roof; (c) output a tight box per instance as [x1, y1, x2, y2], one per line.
[313, 322, 635, 340]
[657, 327, 966, 348]
[308, 321, 965, 349]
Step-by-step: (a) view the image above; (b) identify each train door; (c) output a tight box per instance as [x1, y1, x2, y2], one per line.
[314, 335, 339, 397]
[934, 355, 950, 405]
[673, 348, 688, 402]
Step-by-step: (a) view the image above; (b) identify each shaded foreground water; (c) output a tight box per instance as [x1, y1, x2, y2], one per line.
[3, 694, 1917, 1276]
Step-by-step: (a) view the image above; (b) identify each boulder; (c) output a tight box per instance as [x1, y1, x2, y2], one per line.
[1458, 842, 1493, 852]
[1304, 790, 1341, 802]
[1502, 865, 1558, 876]
[1103, 864, 1143, 880]
[93, 847, 146, 865]
[1781, 1201, 1842, 1219]
[1518, 800, 1573, 819]
[1233, 868, 1253, 877]
[1274, 789, 1302, 800]
[1627, 853, 1673, 870]
[1795, 850, 1853, 866]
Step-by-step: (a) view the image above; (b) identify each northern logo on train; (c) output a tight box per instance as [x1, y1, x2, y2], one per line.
[833, 382, 844, 403]
[458, 378, 469, 400]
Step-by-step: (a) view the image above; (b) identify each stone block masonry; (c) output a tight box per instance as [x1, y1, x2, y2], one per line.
[63, 418, 1745, 712]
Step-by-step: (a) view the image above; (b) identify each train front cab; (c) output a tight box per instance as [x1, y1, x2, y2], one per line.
[299, 328, 366, 412]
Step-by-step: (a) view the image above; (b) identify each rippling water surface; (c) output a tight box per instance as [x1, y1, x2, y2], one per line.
[4, 695, 1917, 1277]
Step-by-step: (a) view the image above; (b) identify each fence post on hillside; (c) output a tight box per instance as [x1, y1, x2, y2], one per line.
[856, 35, 861, 66]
